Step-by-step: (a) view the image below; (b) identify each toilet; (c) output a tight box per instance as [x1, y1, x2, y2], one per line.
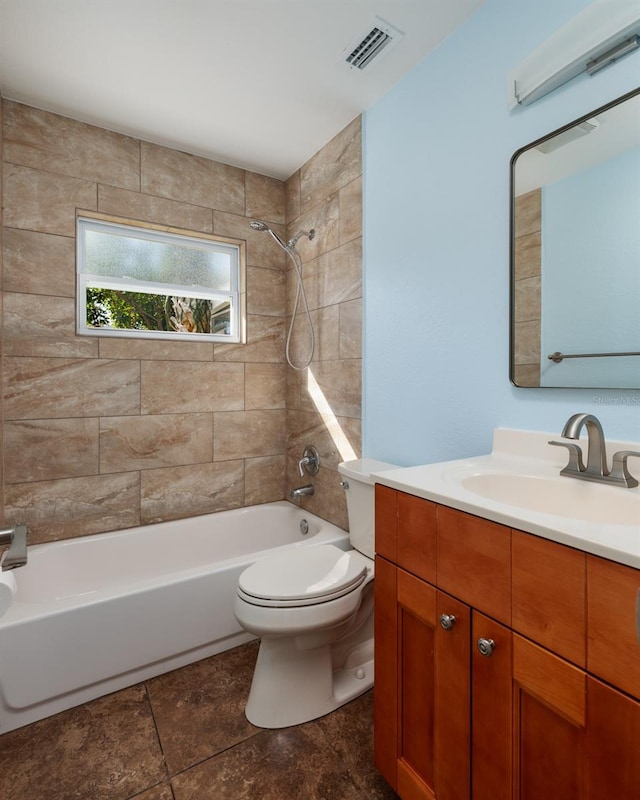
[233, 458, 398, 728]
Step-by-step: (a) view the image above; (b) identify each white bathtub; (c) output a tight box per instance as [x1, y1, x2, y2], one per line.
[0, 501, 349, 733]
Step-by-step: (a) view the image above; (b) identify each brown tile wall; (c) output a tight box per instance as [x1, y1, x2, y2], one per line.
[1, 102, 363, 542]
[1, 101, 290, 543]
[513, 188, 541, 387]
[285, 117, 362, 530]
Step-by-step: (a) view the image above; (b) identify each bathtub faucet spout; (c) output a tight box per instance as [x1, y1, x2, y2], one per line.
[0, 523, 29, 571]
[290, 485, 314, 500]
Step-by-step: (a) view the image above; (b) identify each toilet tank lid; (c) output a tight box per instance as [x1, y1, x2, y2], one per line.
[338, 458, 399, 484]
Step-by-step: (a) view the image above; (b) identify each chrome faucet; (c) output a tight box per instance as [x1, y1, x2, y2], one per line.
[0, 524, 29, 570]
[550, 413, 640, 488]
[290, 484, 315, 500]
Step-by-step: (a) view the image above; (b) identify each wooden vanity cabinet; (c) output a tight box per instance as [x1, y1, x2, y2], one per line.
[374, 486, 640, 800]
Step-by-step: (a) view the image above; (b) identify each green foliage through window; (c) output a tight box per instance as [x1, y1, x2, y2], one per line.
[85, 289, 231, 335]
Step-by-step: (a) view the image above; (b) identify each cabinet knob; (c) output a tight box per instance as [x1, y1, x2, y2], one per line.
[477, 637, 496, 657]
[439, 613, 457, 631]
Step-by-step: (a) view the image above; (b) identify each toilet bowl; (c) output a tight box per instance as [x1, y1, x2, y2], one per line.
[233, 458, 398, 728]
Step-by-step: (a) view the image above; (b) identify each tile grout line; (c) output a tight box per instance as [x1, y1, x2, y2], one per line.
[140, 681, 173, 796]
[141, 648, 264, 787]
[167, 726, 266, 785]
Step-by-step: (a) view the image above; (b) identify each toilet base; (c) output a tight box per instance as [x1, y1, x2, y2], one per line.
[245, 635, 374, 728]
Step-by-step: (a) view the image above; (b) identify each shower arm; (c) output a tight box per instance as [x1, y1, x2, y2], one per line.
[287, 229, 316, 249]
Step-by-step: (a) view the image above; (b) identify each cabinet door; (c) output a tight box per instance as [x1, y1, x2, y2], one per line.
[472, 612, 512, 800]
[396, 572, 471, 800]
[433, 590, 471, 800]
[587, 676, 640, 798]
[396, 567, 438, 800]
[512, 635, 587, 800]
[374, 555, 399, 789]
[374, 560, 471, 800]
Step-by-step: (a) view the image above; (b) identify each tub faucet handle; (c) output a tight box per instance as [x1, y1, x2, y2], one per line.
[0, 523, 29, 571]
[298, 445, 320, 477]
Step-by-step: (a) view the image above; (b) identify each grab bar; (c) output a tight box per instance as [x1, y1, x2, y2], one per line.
[548, 350, 640, 364]
[0, 524, 28, 570]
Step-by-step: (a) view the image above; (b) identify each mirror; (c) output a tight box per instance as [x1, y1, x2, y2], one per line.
[510, 88, 640, 388]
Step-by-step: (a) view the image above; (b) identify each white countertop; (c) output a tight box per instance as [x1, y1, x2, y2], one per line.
[372, 428, 640, 569]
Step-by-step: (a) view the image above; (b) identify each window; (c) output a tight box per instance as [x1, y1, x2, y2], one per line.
[76, 214, 244, 342]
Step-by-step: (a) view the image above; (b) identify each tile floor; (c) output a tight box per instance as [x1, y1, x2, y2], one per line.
[0, 641, 399, 800]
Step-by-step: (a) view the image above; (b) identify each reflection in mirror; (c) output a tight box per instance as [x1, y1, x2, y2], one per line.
[510, 88, 640, 388]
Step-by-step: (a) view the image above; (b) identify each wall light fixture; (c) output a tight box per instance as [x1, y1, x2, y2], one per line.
[508, 0, 640, 108]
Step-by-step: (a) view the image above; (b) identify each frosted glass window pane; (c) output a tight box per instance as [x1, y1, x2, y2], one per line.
[84, 229, 232, 290]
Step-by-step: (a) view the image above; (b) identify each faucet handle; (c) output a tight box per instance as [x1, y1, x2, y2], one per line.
[549, 440, 585, 475]
[298, 445, 320, 478]
[0, 523, 28, 571]
[608, 450, 640, 488]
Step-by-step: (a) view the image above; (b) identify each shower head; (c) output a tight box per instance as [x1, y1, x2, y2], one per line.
[249, 220, 287, 249]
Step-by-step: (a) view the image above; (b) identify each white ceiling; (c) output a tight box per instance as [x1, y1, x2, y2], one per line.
[0, 0, 484, 180]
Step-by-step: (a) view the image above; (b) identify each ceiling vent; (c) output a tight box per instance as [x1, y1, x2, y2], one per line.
[344, 17, 404, 71]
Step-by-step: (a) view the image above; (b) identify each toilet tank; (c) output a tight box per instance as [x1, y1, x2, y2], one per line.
[338, 459, 399, 559]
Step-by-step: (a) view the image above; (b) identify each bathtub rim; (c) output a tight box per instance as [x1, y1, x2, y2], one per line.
[0, 501, 350, 625]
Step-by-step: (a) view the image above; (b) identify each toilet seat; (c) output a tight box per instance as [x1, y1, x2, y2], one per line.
[237, 545, 368, 608]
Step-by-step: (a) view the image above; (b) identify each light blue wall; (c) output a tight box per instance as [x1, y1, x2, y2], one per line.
[541, 149, 640, 387]
[363, 0, 640, 466]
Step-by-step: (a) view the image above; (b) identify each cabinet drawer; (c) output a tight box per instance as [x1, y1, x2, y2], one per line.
[437, 506, 511, 625]
[397, 492, 436, 584]
[587, 555, 640, 699]
[375, 484, 398, 563]
[512, 531, 586, 667]
[375, 487, 437, 584]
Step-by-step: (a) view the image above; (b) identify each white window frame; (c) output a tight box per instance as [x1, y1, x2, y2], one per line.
[76, 213, 245, 343]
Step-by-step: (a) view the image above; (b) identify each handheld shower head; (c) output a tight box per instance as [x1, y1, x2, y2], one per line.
[248, 220, 316, 370]
[250, 220, 287, 249]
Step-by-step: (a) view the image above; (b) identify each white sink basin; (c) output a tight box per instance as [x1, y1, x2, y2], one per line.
[461, 472, 640, 526]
